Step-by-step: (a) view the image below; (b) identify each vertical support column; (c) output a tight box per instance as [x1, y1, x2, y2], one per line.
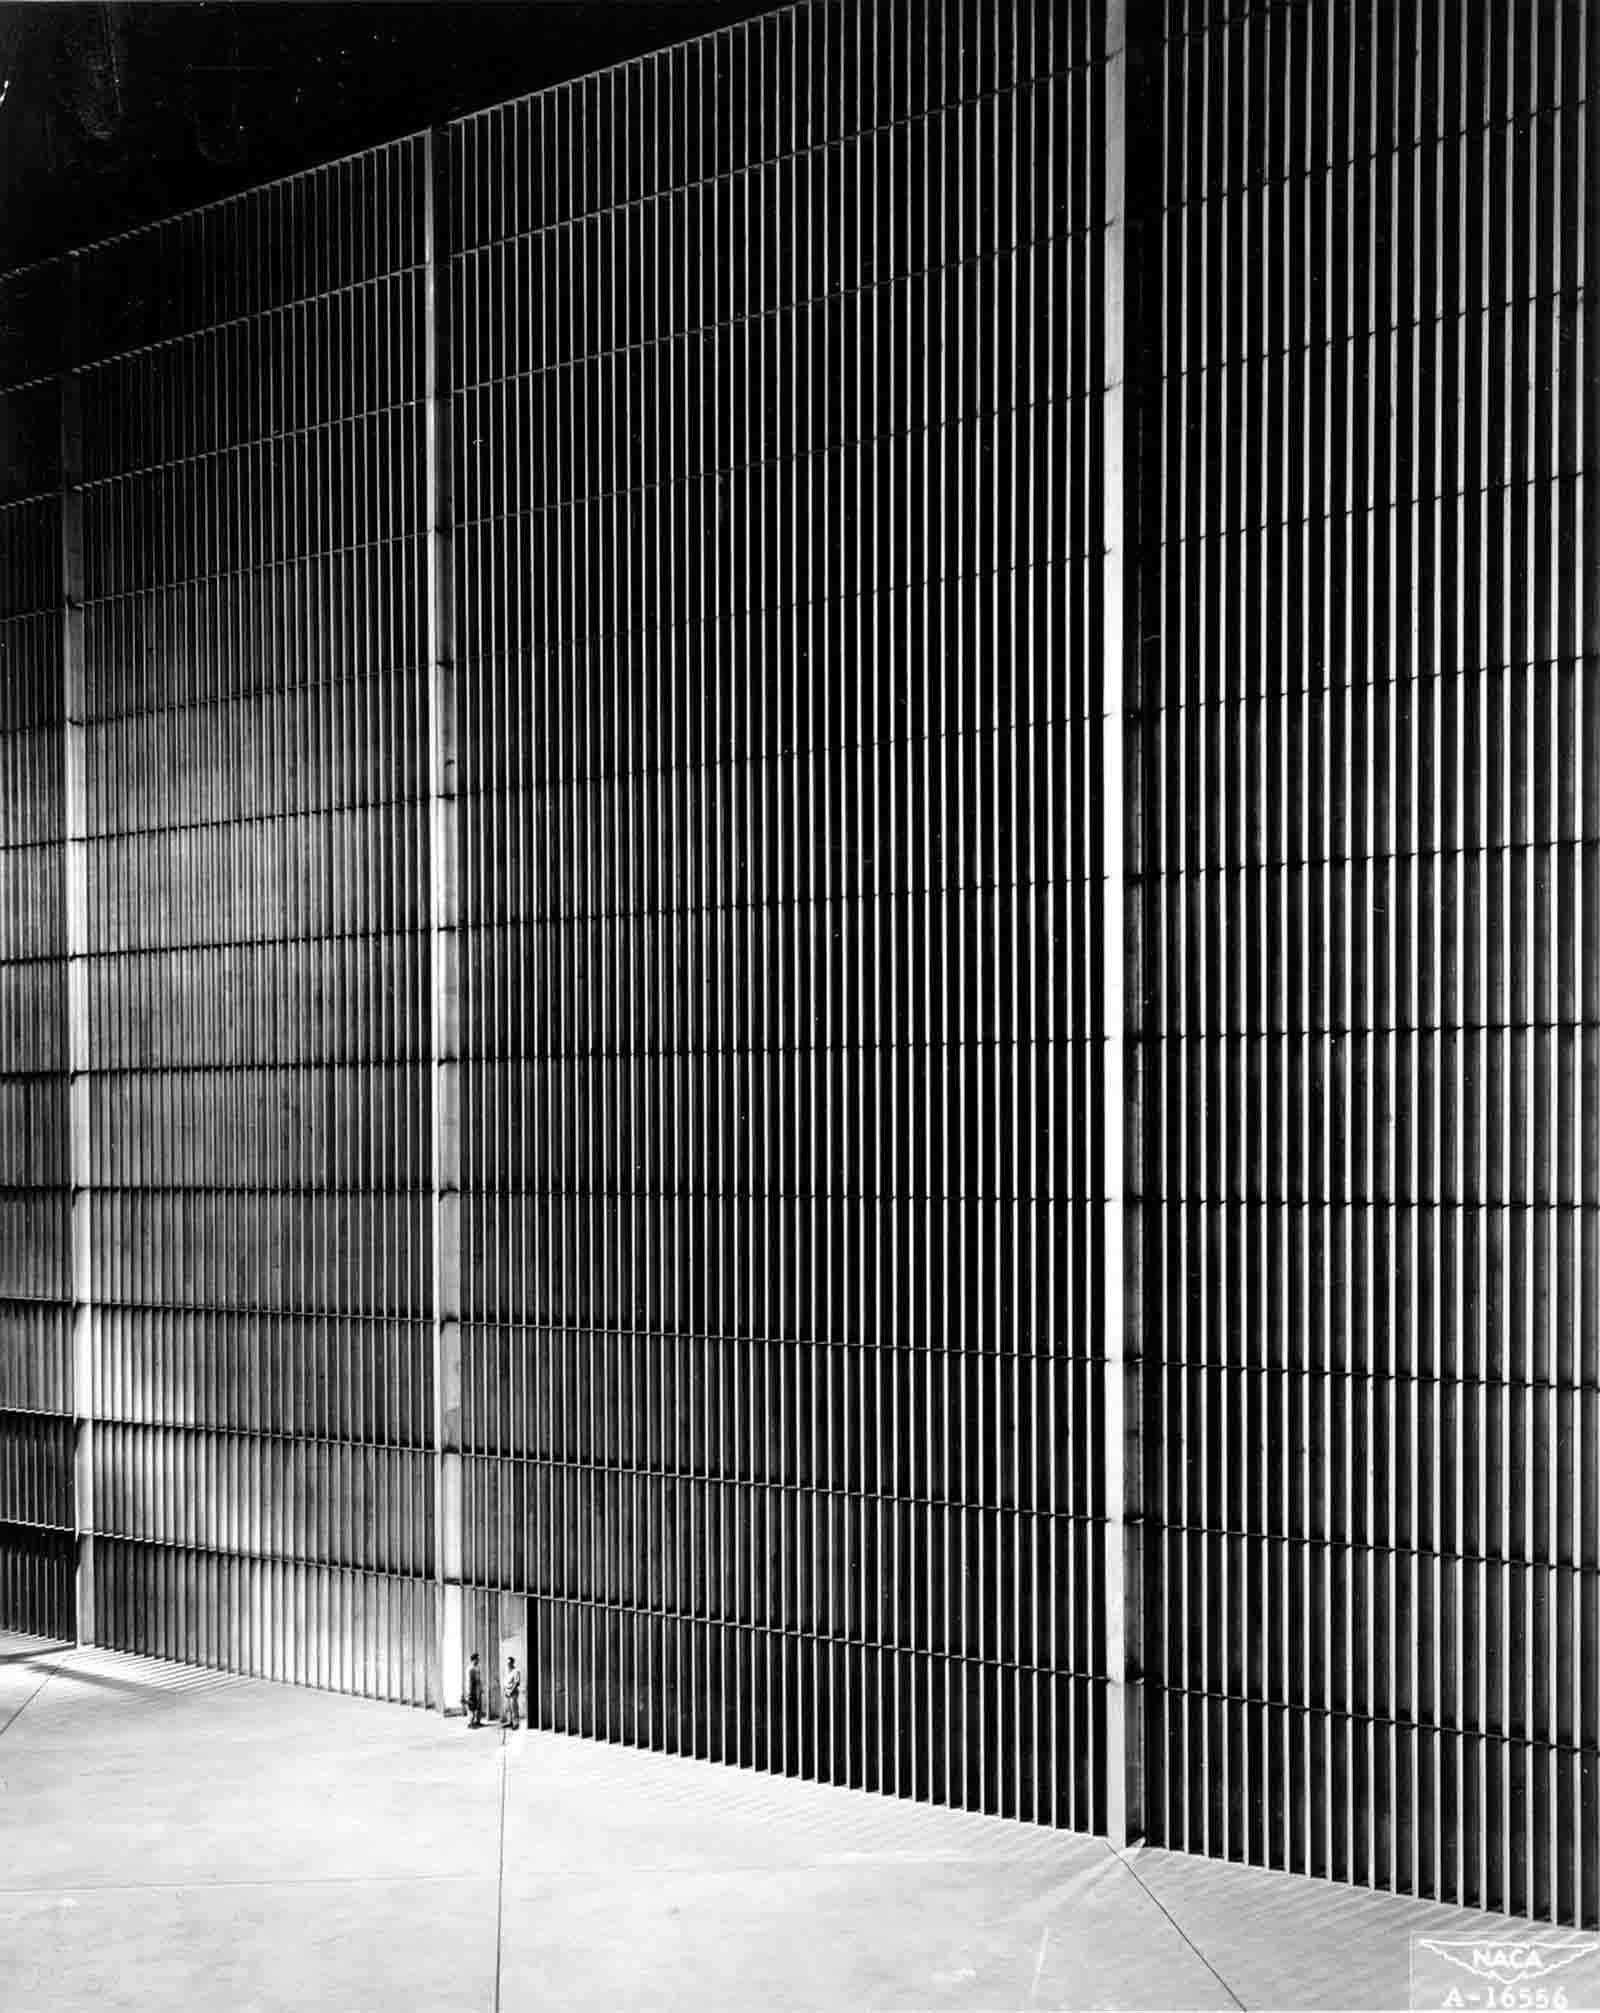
[424, 127, 464, 1712]
[1102, 0, 1144, 1849]
[61, 253, 95, 1647]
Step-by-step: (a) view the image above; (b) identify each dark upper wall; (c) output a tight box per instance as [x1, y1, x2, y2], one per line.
[0, 0, 781, 271]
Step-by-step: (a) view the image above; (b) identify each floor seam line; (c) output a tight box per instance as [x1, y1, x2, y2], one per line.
[1112, 1847, 1249, 2012]
[494, 1728, 510, 2013]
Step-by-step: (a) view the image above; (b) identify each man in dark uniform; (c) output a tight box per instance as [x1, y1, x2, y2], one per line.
[464, 1652, 484, 1728]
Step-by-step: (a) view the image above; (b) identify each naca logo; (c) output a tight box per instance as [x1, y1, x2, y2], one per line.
[1412, 1937, 1600, 2008]
[1417, 1942, 1597, 1984]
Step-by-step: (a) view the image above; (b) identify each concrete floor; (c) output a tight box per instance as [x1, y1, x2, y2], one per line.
[0, 1630, 1559, 2011]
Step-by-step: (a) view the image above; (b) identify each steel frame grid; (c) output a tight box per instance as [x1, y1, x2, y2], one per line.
[0, 0, 1593, 1929]
[14, 135, 442, 1700]
[1139, 0, 1600, 1929]
[0, 256, 76, 1642]
[448, 0, 1112, 1827]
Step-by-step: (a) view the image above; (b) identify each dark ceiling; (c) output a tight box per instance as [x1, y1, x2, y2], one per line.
[0, 1, 783, 272]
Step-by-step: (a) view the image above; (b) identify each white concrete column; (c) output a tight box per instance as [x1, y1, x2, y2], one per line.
[1102, 0, 1144, 1850]
[424, 126, 464, 1713]
[61, 253, 96, 1647]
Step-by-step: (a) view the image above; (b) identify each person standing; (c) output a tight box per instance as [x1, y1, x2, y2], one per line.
[503, 1656, 522, 1731]
[464, 1652, 484, 1728]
